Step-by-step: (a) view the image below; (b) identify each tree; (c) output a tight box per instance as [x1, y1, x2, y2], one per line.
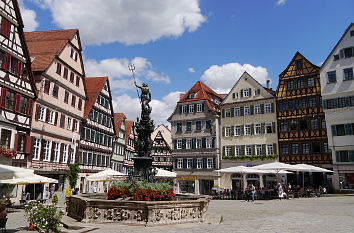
[68, 163, 80, 189]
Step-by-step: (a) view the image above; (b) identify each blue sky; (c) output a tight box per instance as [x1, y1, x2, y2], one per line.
[20, 0, 354, 125]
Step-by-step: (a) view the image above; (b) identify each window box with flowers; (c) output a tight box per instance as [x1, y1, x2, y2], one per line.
[0, 145, 16, 159]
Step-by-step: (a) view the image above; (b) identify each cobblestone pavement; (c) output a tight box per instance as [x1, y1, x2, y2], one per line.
[6, 195, 354, 233]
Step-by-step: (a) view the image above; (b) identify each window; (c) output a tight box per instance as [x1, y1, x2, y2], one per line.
[254, 89, 259, 96]
[298, 79, 305, 88]
[324, 143, 330, 153]
[64, 90, 69, 104]
[327, 71, 337, 83]
[196, 121, 202, 131]
[56, 63, 61, 75]
[302, 143, 310, 154]
[243, 89, 249, 97]
[177, 158, 183, 169]
[186, 122, 192, 131]
[281, 144, 289, 155]
[287, 80, 294, 90]
[196, 104, 202, 112]
[16, 134, 26, 152]
[39, 106, 46, 121]
[19, 97, 28, 115]
[33, 138, 41, 160]
[186, 139, 192, 149]
[197, 158, 203, 169]
[312, 142, 321, 153]
[295, 60, 303, 70]
[225, 108, 231, 117]
[265, 103, 271, 114]
[70, 147, 75, 163]
[52, 84, 59, 98]
[300, 120, 308, 130]
[43, 140, 51, 161]
[67, 117, 73, 130]
[244, 106, 250, 116]
[343, 68, 353, 80]
[70, 48, 78, 61]
[307, 77, 315, 87]
[280, 122, 288, 132]
[53, 142, 60, 162]
[255, 124, 261, 135]
[244, 125, 251, 135]
[344, 47, 353, 58]
[290, 120, 297, 131]
[288, 100, 296, 110]
[207, 158, 213, 169]
[188, 93, 196, 99]
[279, 102, 286, 111]
[245, 145, 252, 156]
[311, 119, 319, 130]
[60, 114, 65, 128]
[235, 146, 241, 156]
[308, 97, 317, 108]
[298, 99, 306, 108]
[233, 92, 239, 99]
[5, 91, 15, 110]
[71, 95, 76, 107]
[225, 146, 232, 156]
[338, 97, 347, 108]
[225, 126, 231, 137]
[74, 120, 79, 132]
[339, 151, 349, 162]
[335, 124, 345, 136]
[176, 123, 182, 133]
[187, 158, 193, 169]
[189, 105, 194, 113]
[321, 118, 326, 129]
[76, 76, 80, 87]
[292, 144, 299, 154]
[63, 67, 68, 79]
[351, 30, 354, 37]
[196, 138, 202, 148]
[234, 107, 240, 117]
[70, 72, 74, 83]
[177, 139, 182, 149]
[181, 105, 187, 114]
[255, 145, 262, 155]
[10, 57, 18, 74]
[78, 98, 82, 111]
[333, 55, 339, 61]
[234, 125, 241, 136]
[206, 120, 211, 130]
[326, 99, 336, 109]
[48, 109, 55, 124]
[254, 105, 261, 115]
[206, 138, 212, 148]
[265, 122, 273, 133]
[0, 129, 11, 148]
[267, 144, 274, 155]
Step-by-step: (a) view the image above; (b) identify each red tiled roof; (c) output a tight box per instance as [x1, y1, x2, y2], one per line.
[83, 76, 108, 119]
[178, 80, 224, 113]
[113, 113, 127, 135]
[125, 120, 134, 145]
[24, 29, 78, 71]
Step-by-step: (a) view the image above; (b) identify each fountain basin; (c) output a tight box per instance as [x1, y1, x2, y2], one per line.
[67, 194, 210, 226]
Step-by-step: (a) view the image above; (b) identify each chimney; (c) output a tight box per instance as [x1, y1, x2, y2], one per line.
[266, 80, 270, 89]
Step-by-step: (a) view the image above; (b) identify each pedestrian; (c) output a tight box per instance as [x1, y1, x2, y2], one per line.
[92, 184, 97, 193]
[0, 205, 7, 220]
[250, 184, 256, 202]
[245, 187, 250, 202]
[278, 183, 283, 201]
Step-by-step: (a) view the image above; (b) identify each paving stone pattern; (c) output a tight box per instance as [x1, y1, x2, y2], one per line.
[6, 194, 354, 233]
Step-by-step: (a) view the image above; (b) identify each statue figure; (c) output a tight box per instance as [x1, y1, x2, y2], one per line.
[134, 80, 151, 117]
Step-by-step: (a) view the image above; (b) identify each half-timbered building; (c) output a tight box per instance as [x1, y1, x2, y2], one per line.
[79, 76, 115, 193]
[124, 120, 135, 174]
[151, 124, 172, 171]
[276, 52, 332, 185]
[24, 29, 86, 189]
[0, 0, 36, 166]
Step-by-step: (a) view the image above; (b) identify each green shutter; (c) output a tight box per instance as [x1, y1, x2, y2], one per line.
[333, 98, 338, 108]
[345, 97, 351, 106]
[240, 125, 244, 135]
[250, 124, 254, 135]
[240, 89, 243, 98]
[271, 103, 275, 113]
[231, 107, 234, 117]
[249, 88, 252, 96]
[250, 105, 254, 115]
[232, 93, 235, 99]
[257, 89, 260, 95]
[240, 106, 244, 116]
[222, 109, 225, 118]
[231, 126, 234, 136]
[260, 104, 264, 114]
[273, 143, 277, 154]
[331, 125, 337, 136]
[223, 146, 225, 156]
[231, 146, 235, 156]
[183, 159, 187, 169]
[241, 145, 245, 155]
[261, 123, 265, 134]
[349, 151, 354, 162]
[339, 49, 344, 59]
[323, 99, 327, 109]
[251, 145, 255, 155]
[344, 124, 353, 135]
[222, 127, 225, 137]
[272, 122, 276, 133]
[335, 151, 340, 162]
[262, 144, 266, 155]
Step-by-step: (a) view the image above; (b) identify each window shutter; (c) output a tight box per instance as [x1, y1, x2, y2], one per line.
[251, 145, 255, 155]
[261, 123, 265, 134]
[60, 144, 64, 163]
[213, 157, 216, 168]
[231, 126, 234, 136]
[240, 125, 244, 135]
[222, 146, 225, 156]
[273, 143, 277, 154]
[271, 103, 275, 113]
[50, 142, 55, 162]
[193, 158, 197, 168]
[25, 135, 31, 154]
[54, 112, 58, 126]
[75, 52, 78, 61]
[249, 88, 252, 96]
[39, 139, 45, 161]
[29, 137, 35, 162]
[257, 89, 260, 95]
[250, 124, 254, 135]
[13, 133, 18, 152]
[45, 108, 50, 122]
[240, 89, 243, 98]
[173, 140, 177, 150]
[194, 104, 197, 113]
[202, 103, 205, 112]
[17, 61, 23, 77]
[250, 105, 254, 115]
[35, 104, 40, 121]
[72, 119, 76, 132]
[222, 109, 225, 118]
[231, 146, 235, 156]
[0, 87, 7, 107]
[174, 159, 178, 169]
[339, 49, 344, 59]
[202, 138, 206, 148]
[231, 108, 234, 117]
[4, 53, 10, 70]
[179, 106, 182, 114]
[262, 144, 266, 155]
[241, 145, 245, 155]
[232, 93, 235, 99]
[1, 18, 10, 38]
[272, 122, 276, 133]
[333, 98, 338, 108]
[240, 106, 244, 116]
[15, 93, 21, 112]
[27, 99, 33, 116]
[212, 137, 215, 148]
[192, 138, 196, 149]
[331, 125, 337, 136]
[260, 104, 264, 114]
[203, 158, 207, 169]
[345, 124, 353, 135]
[222, 127, 225, 137]
[335, 151, 340, 162]
[182, 139, 186, 149]
[323, 99, 327, 109]
[349, 151, 354, 162]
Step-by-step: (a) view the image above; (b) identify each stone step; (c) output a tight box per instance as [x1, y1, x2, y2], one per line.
[60, 215, 86, 230]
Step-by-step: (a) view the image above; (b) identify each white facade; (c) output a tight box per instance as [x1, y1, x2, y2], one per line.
[320, 23, 354, 191]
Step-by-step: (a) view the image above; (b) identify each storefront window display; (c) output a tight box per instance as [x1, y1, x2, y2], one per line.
[179, 180, 195, 194]
[339, 173, 354, 190]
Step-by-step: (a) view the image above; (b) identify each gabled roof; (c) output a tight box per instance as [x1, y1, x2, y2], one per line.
[320, 23, 354, 71]
[279, 51, 319, 78]
[178, 80, 224, 114]
[125, 120, 135, 145]
[113, 113, 127, 135]
[24, 29, 78, 72]
[151, 124, 172, 150]
[83, 76, 108, 118]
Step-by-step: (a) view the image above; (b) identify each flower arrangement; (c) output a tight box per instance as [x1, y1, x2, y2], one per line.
[222, 154, 278, 160]
[25, 201, 63, 233]
[107, 181, 175, 201]
[0, 145, 16, 158]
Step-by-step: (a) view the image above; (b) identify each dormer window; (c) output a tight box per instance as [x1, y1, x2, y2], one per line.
[188, 93, 196, 99]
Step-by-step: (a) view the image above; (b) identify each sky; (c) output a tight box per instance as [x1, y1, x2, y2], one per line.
[19, 0, 354, 126]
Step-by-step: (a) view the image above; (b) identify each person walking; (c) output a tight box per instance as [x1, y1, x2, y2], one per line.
[245, 187, 250, 202]
[278, 183, 284, 201]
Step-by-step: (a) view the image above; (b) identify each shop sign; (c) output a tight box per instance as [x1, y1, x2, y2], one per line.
[177, 176, 196, 180]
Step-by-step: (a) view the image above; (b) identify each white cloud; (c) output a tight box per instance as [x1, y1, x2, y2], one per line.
[201, 62, 269, 94]
[276, 0, 286, 6]
[33, 0, 206, 45]
[188, 67, 195, 73]
[19, 0, 39, 31]
[113, 91, 182, 126]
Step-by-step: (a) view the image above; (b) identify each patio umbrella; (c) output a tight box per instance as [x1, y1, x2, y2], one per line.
[86, 168, 126, 182]
[252, 162, 298, 184]
[291, 164, 333, 189]
[0, 164, 34, 180]
[156, 168, 177, 178]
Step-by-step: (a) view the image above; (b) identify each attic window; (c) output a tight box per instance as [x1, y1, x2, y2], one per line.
[295, 60, 303, 70]
[188, 93, 196, 99]
[333, 55, 339, 61]
[350, 30, 354, 37]
[104, 84, 108, 90]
